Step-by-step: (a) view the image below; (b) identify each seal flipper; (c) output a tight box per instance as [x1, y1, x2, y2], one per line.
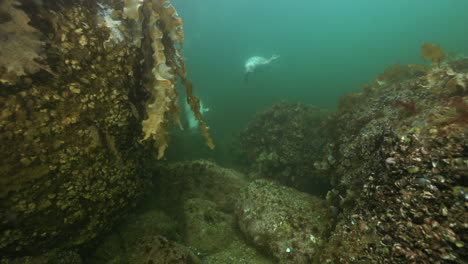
[244, 72, 250, 83]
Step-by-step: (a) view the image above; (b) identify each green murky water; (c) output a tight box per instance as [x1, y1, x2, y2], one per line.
[168, 0, 468, 163]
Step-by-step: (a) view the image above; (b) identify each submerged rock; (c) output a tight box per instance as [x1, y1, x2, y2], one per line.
[318, 58, 468, 263]
[0, 1, 152, 256]
[153, 160, 249, 255]
[239, 101, 331, 195]
[153, 160, 248, 214]
[128, 235, 201, 264]
[0, 249, 82, 264]
[0, 0, 208, 258]
[183, 198, 237, 255]
[236, 179, 331, 264]
[202, 239, 274, 264]
[86, 160, 273, 263]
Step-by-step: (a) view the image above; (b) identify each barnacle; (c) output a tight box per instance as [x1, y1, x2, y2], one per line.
[421, 42, 445, 65]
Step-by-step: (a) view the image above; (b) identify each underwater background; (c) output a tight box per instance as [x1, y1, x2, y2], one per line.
[1, 0, 467, 263]
[169, 0, 468, 163]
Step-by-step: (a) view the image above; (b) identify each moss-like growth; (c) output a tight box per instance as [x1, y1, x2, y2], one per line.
[421, 42, 445, 65]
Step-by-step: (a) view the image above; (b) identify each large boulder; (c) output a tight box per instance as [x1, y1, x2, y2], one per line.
[236, 179, 331, 263]
[152, 160, 248, 214]
[318, 60, 468, 263]
[0, 0, 206, 256]
[152, 160, 249, 255]
[239, 101, 331, 195]
[0, 1, 155, 256]
[86, 160, 271, 263]
[183, 198, 237, 255]
[128, 236, 201, 264]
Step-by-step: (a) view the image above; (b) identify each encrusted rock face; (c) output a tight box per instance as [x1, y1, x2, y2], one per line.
[319, 60, 468, 263]
[86, 160, 272, 263]
[129, 235, 201, 264]
[183, 198, 237, 255]
[0, 0, 47, 84]
[0, 0, 212, 257]
[0, 0, 155, 256]
[153, 160, 248, 214]
[239, 101, 331, 194]
[0, 248, 83, 264]
[236, 179, 331, 264]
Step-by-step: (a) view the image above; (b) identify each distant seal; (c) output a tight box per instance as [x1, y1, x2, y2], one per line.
[244, 55, 280, 82]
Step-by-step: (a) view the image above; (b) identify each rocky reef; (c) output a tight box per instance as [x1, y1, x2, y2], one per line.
[239, 101, 331, 194]
[236, 179, 331, 263]
[235, 45, 467, 263]
[317, 57, 467, 262]
[83, 159, 336, 264]
[84, 160, 277, 264]
[0, 0, 211, 259]
[1, 1, 466, 262]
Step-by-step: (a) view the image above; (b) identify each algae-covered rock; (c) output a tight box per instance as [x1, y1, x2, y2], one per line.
[0, 0, 156, 256]
[128, 235, 201, 264]
[86, 160, 267, 263]
[119, 210, 181, 251]
[239, 101, 331, 195]
[0, 0, 211, 257]
[183, 198, 237, 255]
[0, 249, 82, 264]
[153, 160, 250, 255]
[318, 59, 468, 263]
[86, 209, 182, 264]
[236, 179, 331, 264]
[202, 239, 274, 264]
[153, 160, 248, 214]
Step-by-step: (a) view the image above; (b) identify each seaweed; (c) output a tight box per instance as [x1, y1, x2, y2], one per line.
[421, 42, 445, 66]
[449, 96, 468, 123]
[395, 100, 417, 115]
[137, 0, 214, 158]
